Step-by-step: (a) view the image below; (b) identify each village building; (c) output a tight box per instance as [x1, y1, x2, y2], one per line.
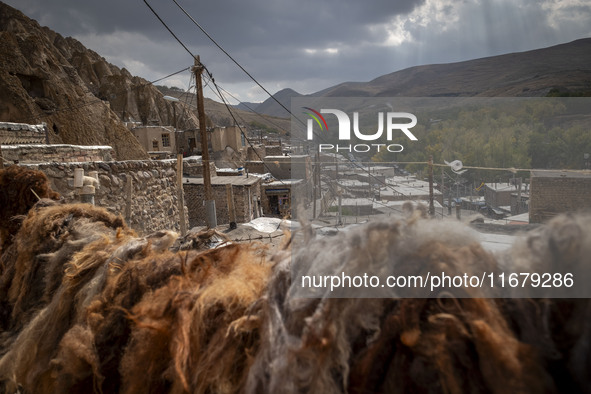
[484, 182, 527, 211]
[263, 155, 311, 180]
[131, 125, 200, 158]
[131, 125, 177, 155]
[381, 175, 443, 204]
[183, 175, 262, 227]
[261, 179, 304, 218]
[529, 170, 591, 223]
[210, 125, 245, 153]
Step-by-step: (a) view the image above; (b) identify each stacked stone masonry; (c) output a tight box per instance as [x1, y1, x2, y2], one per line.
[529, 172, 591, 223]
[21, 159, 190, 235]
[184, 181, 261, 228]
[265, 145, 283, 156]
[0, 124, 47, 144]
[2, 144, 114, 164]
[245, 161, 265, 174]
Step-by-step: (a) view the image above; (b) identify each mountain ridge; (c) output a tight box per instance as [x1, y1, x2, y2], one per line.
[254, 38, 591, 117]
[0, 1, 203, 159]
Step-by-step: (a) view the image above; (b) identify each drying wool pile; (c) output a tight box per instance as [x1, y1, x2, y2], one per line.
[0, 166, 60, 252]
[0, 166, 589, 393]
[0, 167, 271, 393]
[249, 210, 591, 393]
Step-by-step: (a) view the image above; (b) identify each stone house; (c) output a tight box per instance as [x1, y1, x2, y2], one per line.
[483, 182, 519, 209]
[261, 179, 303, 218]
[529, 170, 591, 223]
[263, 155, 311, 180]
[183, 175, 262, 227]
[131, 125, 177, 154]
[210, 126, 245, 153]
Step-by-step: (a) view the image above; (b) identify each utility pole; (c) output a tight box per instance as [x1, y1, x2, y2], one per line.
[176, 154, 187, 235]
[428, 155, 434, 217]
[172, 101, 178, 152]
[367, 161, 372, 200]
[515, 177, 522, 215]
[193, 56, 217, 228]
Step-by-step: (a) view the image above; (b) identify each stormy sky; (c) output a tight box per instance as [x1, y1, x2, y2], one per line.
[5, 0, 591, 103]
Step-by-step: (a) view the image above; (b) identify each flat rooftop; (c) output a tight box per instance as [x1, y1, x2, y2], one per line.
[531, 170, 591, 179]
[264, 179, 304, 186]
[484, 183, 519, 192]
[183, 175, 260, 186]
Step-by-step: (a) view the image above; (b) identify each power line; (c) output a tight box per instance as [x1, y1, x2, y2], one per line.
[210, 81, 289, 134]
[140, 1, 468, 204]
[143, 0, 196, 59]
[171, 0, 293, 117]
[203, 73, 289, 187]
[194, 74, 425, 217]
[180, 73, 288, 136]
[142, 0, 343, 159]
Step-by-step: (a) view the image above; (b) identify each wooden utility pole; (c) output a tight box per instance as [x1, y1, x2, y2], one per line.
[515, 177, 522, 215]
[176, 154, 187, 235]
[193, 56, 217, 228]
[367, 161, 372, 199]
[441, 167, 444, 216]
[428, 155, 434, 217]
[172, 101, 178, 152]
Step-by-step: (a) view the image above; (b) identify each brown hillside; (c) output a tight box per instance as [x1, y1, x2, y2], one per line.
[257, 38, 591, 116]
[320, 38, 591, 97]
[0, 2, 200, 160]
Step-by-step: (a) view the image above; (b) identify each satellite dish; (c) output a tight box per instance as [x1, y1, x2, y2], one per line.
[444, 159, 467, 174]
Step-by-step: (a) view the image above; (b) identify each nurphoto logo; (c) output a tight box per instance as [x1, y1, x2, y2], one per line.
[303, 107, 418, 153]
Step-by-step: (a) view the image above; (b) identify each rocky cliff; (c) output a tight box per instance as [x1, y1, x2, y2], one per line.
[0, 2, 199, 160]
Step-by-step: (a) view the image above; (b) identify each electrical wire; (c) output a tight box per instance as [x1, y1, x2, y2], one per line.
[171, 0, 293, 117]
[143, 0, 395, 197]
[143, 0, 196, 59]
[209, 80, 289, 134]
[203, 73, 289, 187]
[143, 1, 588, 212]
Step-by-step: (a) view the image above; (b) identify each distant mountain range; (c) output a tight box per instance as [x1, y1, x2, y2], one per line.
[241, 38, 591, 118]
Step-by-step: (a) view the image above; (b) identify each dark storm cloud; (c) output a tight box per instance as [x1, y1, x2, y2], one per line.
[4, 0, 591, 101]
[11, 0, 424, 48]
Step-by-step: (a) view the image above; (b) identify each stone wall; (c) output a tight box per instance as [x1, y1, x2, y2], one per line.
[2, 144, 114, 164]
[265, 145, 283, 156]
[183, 159, 216, 178]
[484, 185, 514, 208]
[264, 155, 310, 180]
[529, 171, 591, 223]
[245, 161, 265, 174]
[184, 181, 261, 228]
[247, 146, 266, 161]
[0, 122, 47, 144]
[21, 160, 189, 235]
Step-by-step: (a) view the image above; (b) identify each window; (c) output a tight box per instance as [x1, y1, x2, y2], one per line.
[162, 133, 170, 147]
[152, 140, 159, 150]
